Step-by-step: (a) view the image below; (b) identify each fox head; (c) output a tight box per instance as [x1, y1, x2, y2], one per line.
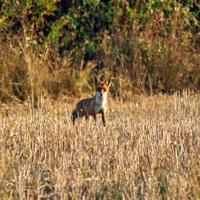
[94, 77, 111, 98]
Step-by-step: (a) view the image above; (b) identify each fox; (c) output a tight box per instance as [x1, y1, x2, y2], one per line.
[72, 77, 111, 126]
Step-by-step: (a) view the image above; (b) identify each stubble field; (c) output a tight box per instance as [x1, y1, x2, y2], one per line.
[0, 90, 200, 199]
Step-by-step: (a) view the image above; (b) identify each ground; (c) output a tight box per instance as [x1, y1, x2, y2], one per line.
[0, 91, 200, 199]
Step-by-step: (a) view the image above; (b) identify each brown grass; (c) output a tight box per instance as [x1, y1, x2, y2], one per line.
[0, 90, 200, 199]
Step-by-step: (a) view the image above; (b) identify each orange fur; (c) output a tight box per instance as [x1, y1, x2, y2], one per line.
[72, 77, 111, 126]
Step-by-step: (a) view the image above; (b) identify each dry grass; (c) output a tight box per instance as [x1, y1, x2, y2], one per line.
[0, 90, 200, 199]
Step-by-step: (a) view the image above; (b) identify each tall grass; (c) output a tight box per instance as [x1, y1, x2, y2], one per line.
[0, 90, 200, 199]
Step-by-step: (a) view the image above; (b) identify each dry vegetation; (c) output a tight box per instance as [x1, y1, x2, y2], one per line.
[1, 1, 200, 103]
[0, 90, 200, 199]
[1, 2, 200, 199]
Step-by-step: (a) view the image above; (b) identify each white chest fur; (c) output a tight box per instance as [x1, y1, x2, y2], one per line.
[95, 92, 107, 113]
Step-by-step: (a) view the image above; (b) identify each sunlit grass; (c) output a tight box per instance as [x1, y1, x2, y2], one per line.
[0, 90, 200, 199]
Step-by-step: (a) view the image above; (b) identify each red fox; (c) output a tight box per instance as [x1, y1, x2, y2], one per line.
[72, 77, 111, 126]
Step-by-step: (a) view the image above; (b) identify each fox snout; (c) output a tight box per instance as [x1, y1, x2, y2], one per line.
[97, 91, 105, 97]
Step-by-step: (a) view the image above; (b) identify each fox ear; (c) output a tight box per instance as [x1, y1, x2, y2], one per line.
[94, 77, 99, 85]
[105, 78, 111, 86]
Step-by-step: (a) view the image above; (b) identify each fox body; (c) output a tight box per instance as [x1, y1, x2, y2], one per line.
[72, 77, 111, 126]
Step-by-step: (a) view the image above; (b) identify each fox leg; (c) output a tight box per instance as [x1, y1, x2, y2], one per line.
[72, 110, 77, 125]
[85, 115, 89, 121]
[72, 108, 85, 125]
[93, 114, 97, 122]
[101, 112, 106, 127]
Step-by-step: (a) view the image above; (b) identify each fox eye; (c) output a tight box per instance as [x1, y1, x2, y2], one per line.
[103, 88, 106, 92]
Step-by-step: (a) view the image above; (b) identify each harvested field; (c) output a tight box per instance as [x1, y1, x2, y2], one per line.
[0, 90, 200, 199]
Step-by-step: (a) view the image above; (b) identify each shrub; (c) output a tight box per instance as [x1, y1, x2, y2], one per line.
[0, 0, 200, 101]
